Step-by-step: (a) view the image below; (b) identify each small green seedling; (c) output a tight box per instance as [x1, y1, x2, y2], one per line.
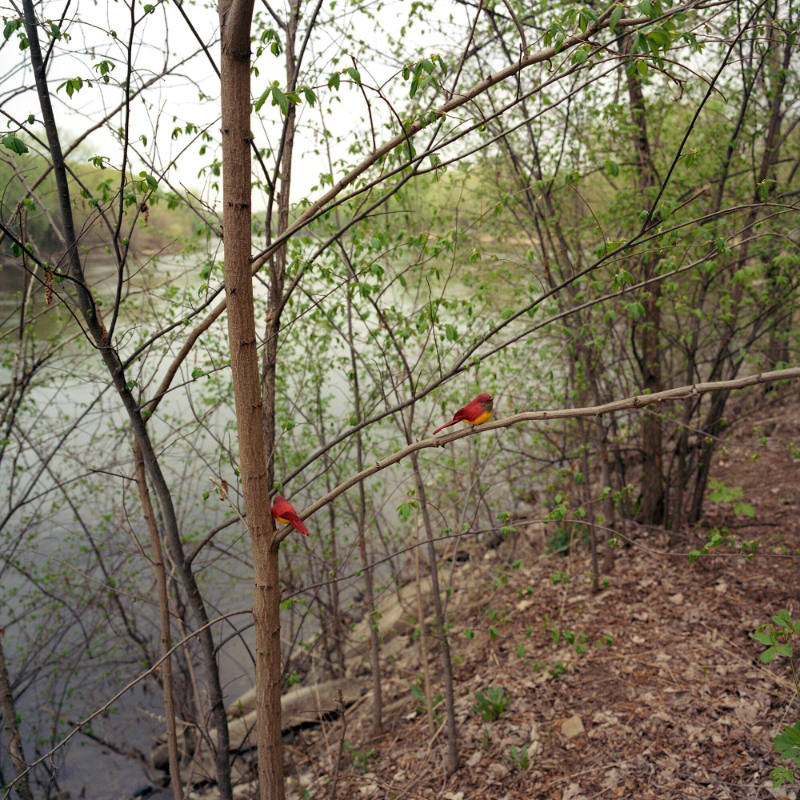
[343, 741, 375, 774]
[473, 686, 509, 721]
[754, 610, 800, 789]
[548, 661, 568, 678]
[771, 724, 800, 788]
[562, 630, 588, 655]
[754, 609, 800, 666]
[411, 680, 443, 720]
[507, 744, 531, 770]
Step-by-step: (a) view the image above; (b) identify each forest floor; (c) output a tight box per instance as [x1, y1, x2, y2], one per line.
[282, 385, 800, 800]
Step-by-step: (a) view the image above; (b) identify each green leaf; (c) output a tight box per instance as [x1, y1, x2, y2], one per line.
[571, 47, 589, 65]
[345, 66, 361, 85]
[605, 158, 619, 177]
[753, 630, 775, 645]
[771, 766, 796, 787]
[638, 0, 655, 16]
[648, 28, 671, 48]
[58, 77, 84, 98]
[445, 323, 458, 342]
[271, 85, 288, 115]
[139, 171, 158, 190]
[774, 610, 793, 627]
[302, 86, 316, 106]
[627, 301, 645, 320]
[760, 646, 778, 664]
[733, 502, 755, 517]
[2, 133, 28, 155]
[254, 88, 269, 112]
[327, 72, 340, 90]
[775, 723, 800, 750]
[3, 18, 21, 40]
[94, 59, 115, 76]
[396, 500, 417, 521]
[609, 4, 623, 32]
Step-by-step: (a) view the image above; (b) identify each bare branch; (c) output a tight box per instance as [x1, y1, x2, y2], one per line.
[275, 367, 800, 542]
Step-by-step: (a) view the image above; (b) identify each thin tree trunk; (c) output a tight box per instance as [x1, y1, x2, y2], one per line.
[22, 4, 233, 796]
[218, 0, 284, 797]
[316, 380, 346, 678]
[763, 21, 793, 370]
[576, 418, 600, 593]
[584, 358, 615, 570]
[326, 501, 346, 678]
[687, 389, 731, 523]
[625, 44, 664, 525]
[0, 635, 34, 800]
[413, 511, 436, 733]
[410, 451, 459, 774]
[686, 9, 789, 522]
[345, 283, 383, 733]
[133, 441, 183, 800]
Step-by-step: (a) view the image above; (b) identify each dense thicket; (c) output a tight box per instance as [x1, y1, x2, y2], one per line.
[0, 0, 797, 796]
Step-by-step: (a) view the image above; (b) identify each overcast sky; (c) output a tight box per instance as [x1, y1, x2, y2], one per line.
[0, 0, 469, 211]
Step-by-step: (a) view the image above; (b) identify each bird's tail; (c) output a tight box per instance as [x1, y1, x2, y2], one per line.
[432, 419, 456, 435]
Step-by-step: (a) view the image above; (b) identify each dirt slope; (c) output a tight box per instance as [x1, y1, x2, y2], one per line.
[281, 388, 800, 800]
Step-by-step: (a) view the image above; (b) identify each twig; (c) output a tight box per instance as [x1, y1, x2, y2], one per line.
[279, 367, 800, 543]
[327, 690, 347, 800]
[413, 509, 436, 733]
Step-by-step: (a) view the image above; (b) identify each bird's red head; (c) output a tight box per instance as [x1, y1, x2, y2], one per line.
[476, 393, 493, 409]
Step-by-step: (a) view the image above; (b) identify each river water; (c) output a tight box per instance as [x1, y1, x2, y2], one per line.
[0, 250, 422, 799]
[0, 254, 254, 798]
[0, 236, 531, 798]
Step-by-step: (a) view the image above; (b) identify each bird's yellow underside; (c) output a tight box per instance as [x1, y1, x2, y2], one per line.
[467, 411, 492, 426]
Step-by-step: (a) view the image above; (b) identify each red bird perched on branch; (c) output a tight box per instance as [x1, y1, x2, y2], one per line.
[271, 495, 310, 536]
[432, 393, 494, 435]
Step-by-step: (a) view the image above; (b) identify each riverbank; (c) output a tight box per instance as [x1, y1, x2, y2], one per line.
[176, 386, 800, 800]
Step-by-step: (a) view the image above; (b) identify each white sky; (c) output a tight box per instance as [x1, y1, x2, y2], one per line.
[0, 0, 470, 210]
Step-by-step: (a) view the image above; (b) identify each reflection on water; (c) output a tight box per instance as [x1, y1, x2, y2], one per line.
[0, 245, 452, 798]
[0, 260, 54, 338]
[0, 251, 250, 799]
[0, 253, 197, 338]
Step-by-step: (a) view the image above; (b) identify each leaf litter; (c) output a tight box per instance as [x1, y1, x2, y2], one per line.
[281, 389, 800, 800]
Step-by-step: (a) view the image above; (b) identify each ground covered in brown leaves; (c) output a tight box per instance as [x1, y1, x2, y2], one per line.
[286, 389, 800, 800]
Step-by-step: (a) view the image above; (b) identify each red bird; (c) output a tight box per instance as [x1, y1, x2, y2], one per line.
[432, 393, 494, 435]
[271, 494, 310, 536]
